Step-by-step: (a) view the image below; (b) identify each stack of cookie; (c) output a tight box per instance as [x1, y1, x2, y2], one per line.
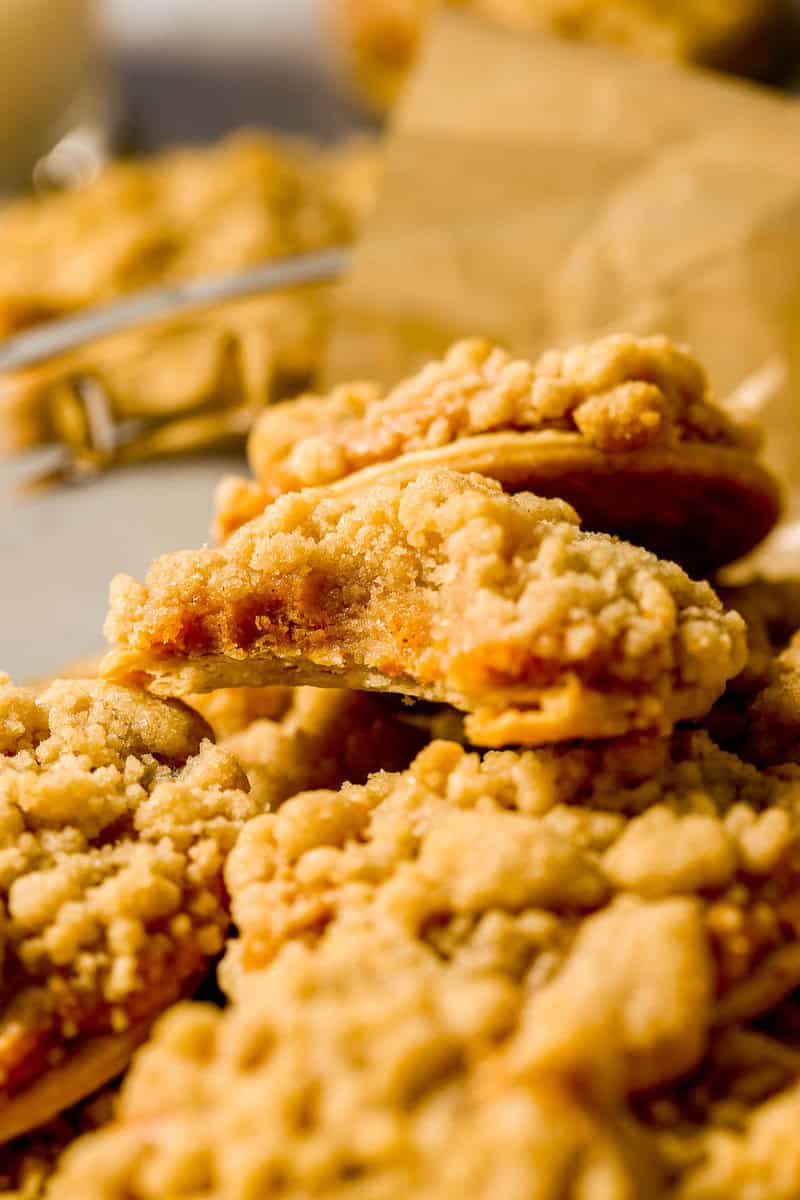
[5, 333, 800, 1198]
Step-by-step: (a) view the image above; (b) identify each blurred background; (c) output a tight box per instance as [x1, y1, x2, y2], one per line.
[2, 0, 800, 680]
[0, 0, 364, 680]
[2, 0, 362, 195]
[103, 0, 362, 147]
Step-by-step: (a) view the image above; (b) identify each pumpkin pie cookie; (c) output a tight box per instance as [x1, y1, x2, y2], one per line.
[215, 336, 780, 573]
[332, 0, 796, 114]
[45, 926, 800, 1199]
[47, 920, 663, 1200]
[0, 674, 256, 1141]
[223, 735, 800, 1051]
[48, 727, 800, 1198]
[102, 469, 746, 745]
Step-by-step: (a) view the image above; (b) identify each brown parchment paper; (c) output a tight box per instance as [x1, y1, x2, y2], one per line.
[325, 9, 800, 574]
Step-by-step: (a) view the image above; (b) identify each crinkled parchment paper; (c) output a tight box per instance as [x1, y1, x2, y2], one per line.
[325, 9, 800, 574]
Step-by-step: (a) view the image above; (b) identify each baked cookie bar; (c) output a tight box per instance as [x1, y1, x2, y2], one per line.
[215, 336, 780, 573]
[47, 718, 800, 1199]
[0, 674, 255, 1140]
[223, 735, 800, 1065]
[331, 0, 796, 113]
[47, 921, 663, 1199]
[102, 469, 746, 745]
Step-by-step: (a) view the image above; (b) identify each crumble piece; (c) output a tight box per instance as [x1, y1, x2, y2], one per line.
[46, 729, 800, 1198]
[48, 924, 662, 1199]
[215, 336, 780, 572]
[211, 687, 425, 810]
[0, 674, 255, 1110]
[102, 469, 747, 746]
[223, 735, 800, 1091]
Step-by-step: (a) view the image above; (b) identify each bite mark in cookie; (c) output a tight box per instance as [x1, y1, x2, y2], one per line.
[103, 469, 746, 745]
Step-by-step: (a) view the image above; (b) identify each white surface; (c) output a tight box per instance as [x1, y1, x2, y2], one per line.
[0, 454, 244, 680]
[0, 0, 334, 683]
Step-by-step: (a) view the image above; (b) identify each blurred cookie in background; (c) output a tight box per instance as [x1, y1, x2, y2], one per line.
[0, 132, 380, 473]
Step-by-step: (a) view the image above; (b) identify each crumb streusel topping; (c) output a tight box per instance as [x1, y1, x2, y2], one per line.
[39, 721, 800, 1195]
[214, 337, 780, 571]
[102, 469, 746, 745]
[247, 336, 757, 494]
[48, 920, 663, 1199]
[224, 737, 800, 1058]
[0, 674, 256, 1099]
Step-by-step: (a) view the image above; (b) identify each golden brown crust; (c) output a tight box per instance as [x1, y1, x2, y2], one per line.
[216, 337, 780, 571]
[102, 469, 746, 744]
[332, 0, 796, 114]
[0, 1026, 140, 1148]
[0, 673, 255, 1107]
